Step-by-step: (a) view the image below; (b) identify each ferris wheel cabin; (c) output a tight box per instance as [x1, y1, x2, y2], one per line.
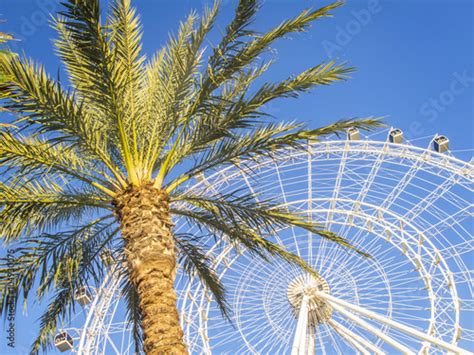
[389, 128, 403, 143]
[54, 331, 73, 352]
[74, 286, 93, 306]
[433, 135, 449, 153]
[347, 127, 360, 140]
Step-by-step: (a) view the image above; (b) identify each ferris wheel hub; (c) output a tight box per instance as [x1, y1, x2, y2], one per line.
[287, 274, 333, 325]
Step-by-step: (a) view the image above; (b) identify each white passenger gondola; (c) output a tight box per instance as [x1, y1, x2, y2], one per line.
[347, 127, 360, 141]
[74, 286, 93, 306]
[389, 128, 403, 143]
[54, 331, 73, 352]
[433, 135, 449, 153]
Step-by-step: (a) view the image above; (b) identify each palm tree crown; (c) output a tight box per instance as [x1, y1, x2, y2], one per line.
[0, 0, 381, 352]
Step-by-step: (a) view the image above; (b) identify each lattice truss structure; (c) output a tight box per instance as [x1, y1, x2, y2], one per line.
[60, 132, 473, 354]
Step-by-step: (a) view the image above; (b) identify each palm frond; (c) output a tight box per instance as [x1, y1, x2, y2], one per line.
[119, 269, 144, 354]
[0, 31, 14, 98]
[205, 0, 258, 86]
[0, 131, 116, 190]
[143, 2, 220, 177]
[57, 0, 138, 183]
[174, 234, 230, 319]
[163, 62, 353, 174]
[299, 117, 384, 141]
[0, 217, 117, 353]
[142, 14, 201, 176]
[0, 177, 110, 242]
[233, 62, 352, 119]
[171, 207, 320, 278]
[167, 118, 382, 192]
[171, 190, 368, 257]
[0, 55, 122, 192]
[208, 1, 342, 87]
[30, 285, 75, 354]
[55, 0, 109, 109]
[109, 0, 146, 165]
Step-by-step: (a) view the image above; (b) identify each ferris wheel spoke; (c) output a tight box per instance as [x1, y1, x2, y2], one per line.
[238, 316, 280, 351]
[319, 291, 470, 354]
[307, 142, 314, 261]
[317, 326, 327, 355]
[100, 331, 122, 355]
[329, 319, 383, 355]
[324, 322, 347, 354]
[309, 145, 347, 273]
[237, 168, 289, 248]
[332, 301, 414, 353]
[274, 162, 302, 257]
[317, 226, 366, 273]
[314, 212, 386, 272]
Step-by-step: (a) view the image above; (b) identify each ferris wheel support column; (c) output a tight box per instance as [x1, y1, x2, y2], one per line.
[317, 292, 468, 354]
[291, 295, 310, 355]
[307, 326, 315, 355]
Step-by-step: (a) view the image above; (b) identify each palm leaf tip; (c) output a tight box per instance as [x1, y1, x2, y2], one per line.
[301, 117, 385, 141]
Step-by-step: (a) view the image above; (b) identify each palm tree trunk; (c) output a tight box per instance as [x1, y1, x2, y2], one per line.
[114, 183, 187, 354]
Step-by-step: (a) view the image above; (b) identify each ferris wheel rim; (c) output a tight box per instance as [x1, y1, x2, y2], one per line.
[64, 135, 472, 354]
[176, 137, 470, 355]
[188, 140, 473, 194]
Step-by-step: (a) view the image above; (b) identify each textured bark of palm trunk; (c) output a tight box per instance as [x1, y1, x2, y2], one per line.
[114, 183, 187, 355]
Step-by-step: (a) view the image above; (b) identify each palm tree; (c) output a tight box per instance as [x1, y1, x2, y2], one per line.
[0, 0, 381, 353]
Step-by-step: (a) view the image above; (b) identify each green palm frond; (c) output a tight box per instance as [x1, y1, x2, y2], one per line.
[207, 1, 342, 87]
[208, 0, 258, 74]
[171, 190, 368, 257]
[0, 218, 117, 353]
[171, 206, 320, 278]
[120, 270, 144, 354]
[175, 233, 230, 319]
[300, 117, 384, 140]
[165, 121, 301, 191]
[109, 0, 146, 164]
[159, 62, 353, 180]
[141, 13, 203, 175]
[0, 32, 13, 45]
[30, 285, 75, 354]
[0, 131, 114, 188]
[56, 0, 111, 109]
[236, 62, 353, 116]
[0, 217, 113, 305]
[0, 55, 121, 193]
[166, 117, 381, 192]
[57, 0, 139, 183]
[143, 2, 222, 181]
[0, 178, 109, 242]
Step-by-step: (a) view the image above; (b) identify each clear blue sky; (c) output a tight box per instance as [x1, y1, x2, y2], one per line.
[0, 0, 473, 353]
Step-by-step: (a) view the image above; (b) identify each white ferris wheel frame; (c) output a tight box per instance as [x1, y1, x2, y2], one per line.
[61, 134, 473, 355]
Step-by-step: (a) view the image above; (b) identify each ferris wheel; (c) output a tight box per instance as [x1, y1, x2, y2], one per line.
[56, 129, 473, 354]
